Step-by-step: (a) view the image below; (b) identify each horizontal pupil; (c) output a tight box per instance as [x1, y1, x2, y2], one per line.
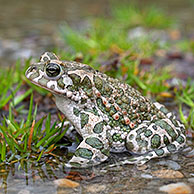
[46, 63, 60, 77]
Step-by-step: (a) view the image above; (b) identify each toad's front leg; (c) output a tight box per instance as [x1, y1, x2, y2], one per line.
[65, 111, 110, 168]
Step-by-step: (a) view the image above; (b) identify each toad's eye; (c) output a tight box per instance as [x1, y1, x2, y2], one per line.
[45, 63, 61, 77]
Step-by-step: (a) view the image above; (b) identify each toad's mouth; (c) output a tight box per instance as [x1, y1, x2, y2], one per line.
[29, 79, 61, 95]
[28, 77, 81, 102]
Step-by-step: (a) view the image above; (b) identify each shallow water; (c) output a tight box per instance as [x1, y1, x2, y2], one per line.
[0, 147, 194, 194]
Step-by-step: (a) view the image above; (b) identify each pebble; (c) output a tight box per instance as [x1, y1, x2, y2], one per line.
[188, 178, 194, 183]
[151, 169, 184, 178]
[85, 184, 106, 193]
[53, 178, 80, 188]
[156, 160, 181, 170]
[141, 173, 153, 179]
[159, 182, 192, 194]
[184, 148, 194, 158]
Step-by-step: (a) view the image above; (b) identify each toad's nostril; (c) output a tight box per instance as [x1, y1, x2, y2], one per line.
[25, 65, 38, 77]
[30, 66, 38, 72]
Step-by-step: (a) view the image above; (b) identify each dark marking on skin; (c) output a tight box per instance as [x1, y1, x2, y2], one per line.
[69, 73, 81, 85]
[94, 76, 103, 91]
[75, 148, 93, 159]
[85, 137, 104, 149]
[93, 122, 104, 134]
[151, 134, 161, 149]
[126, 141, 135, 151]
[167, 144, 176, 153]
[57, 78, 65, 89]
[101, 148, 110, 156]
[155, 120, 177, 141]
[73, 107, 80, 117]
[81, 76, 92, 89]
[69, 162, 81, 167]
[144, 129, 153, 137]
[176, 135, 185, 144]
[80, 113, 89, 128]
[163, 135, 170, 145]
[155, 149, 164, 156]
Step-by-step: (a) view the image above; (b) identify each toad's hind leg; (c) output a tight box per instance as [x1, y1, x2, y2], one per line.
[122, 140, 185, 166]
[123, 118, 186, 166]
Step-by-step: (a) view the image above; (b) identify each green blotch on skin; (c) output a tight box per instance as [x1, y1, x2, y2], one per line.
[163, 135, 170, 145]
[81, 76, 92, 89]
[101, 148, 110, 156]
[96, 98, 106, 113]
[151, 134, 161, 149]
[30, 72, 40, 80]
[93, 122, 104, 134]
[167, 144, 176, 153]
[73, 107, 80, 117]
[155, 149, 164, 156]
[155, 120, 177, 141]
[38, 77, 49, 86]
[75, 148, 93, 160]
[126, 142, 134, 151]
[85, 137, 104, 149]
[69, 73, 81, 85]
[160, 107, 169, 114]
[57, 77, 65, 89]
[94, 76, 103, 91]
[103, 84, 113, 95]
[176, 135, 185, 144]
[137, 127, 146, 135]
[80, 113, 89, 128]
[69, 162, 82, 168]
[144, 129, 153, 137]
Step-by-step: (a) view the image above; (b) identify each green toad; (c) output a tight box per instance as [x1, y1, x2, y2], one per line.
[25, 52, 186, 168]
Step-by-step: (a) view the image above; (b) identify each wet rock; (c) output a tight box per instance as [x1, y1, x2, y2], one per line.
[188, 178, 194, 183]
[156, 160, 181, 170]
[85, 183, 106, 193]
[184, 148, 194, 158]
[141, 173, 153, 179]
[53, 178, 80, 188]
[159, 182, 192, 194]
[151, 169, 184, 178]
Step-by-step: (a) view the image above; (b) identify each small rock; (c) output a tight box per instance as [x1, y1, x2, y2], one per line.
[184, 148, 194, 158]
[53, 178, 80, 188]
[188, 178, 194, 183]
[141, 173, 153, 179]
[86, 184, 106, 193]
[159, 182, 192, 194]
[156, 160, 181, 170]
[152, 169, 184, 178]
